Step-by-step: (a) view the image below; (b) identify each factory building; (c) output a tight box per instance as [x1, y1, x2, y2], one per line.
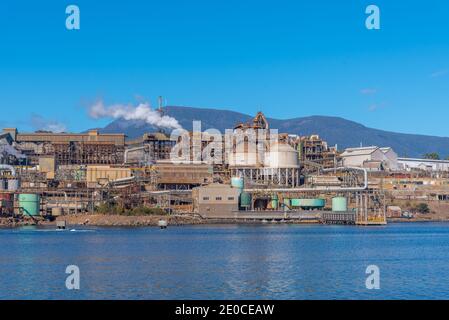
[380, 147, 399, 171]
[289, 134, 337, 169]
[86, 166, 133, 188]
[228, 112, 301, 187]
[0, 132, 25, 165]
[2, 128, 125, 165]
[398, 158, 449, 172]
[125, 132, 176, 165]
[154, 161, 213, 190]
[340, 146, 398, 171]
[192, 183, 239, 218]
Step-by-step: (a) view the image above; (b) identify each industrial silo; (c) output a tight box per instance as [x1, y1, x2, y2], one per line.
[270, 194, 279, 210]
[239, 192, 252, 209]
[332, 197, 348, 212]
[19, 194, 41, 216]
[231, 176, 244, 191]
[291, 198, 325, 210]
[264, 143, 300, 168]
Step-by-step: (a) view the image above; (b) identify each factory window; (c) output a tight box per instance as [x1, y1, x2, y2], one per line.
[203, 197, 210, 201]
[216, 197, 222, 201]
[228, 197, 235, 201]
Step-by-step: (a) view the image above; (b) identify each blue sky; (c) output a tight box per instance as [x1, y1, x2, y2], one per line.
[0, 1, 449, 136]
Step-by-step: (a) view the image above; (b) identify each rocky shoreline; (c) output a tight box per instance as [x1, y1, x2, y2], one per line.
[53, 214, 206, 227]
[0, 214, 205, 228]
[2, 213, 449, 228]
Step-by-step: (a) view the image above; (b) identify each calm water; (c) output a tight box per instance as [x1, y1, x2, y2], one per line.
[1, 222, 449, 299]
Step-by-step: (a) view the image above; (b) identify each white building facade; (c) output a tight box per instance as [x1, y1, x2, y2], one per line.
[398, 158, 449, 172]
[340, 146, 398, 171]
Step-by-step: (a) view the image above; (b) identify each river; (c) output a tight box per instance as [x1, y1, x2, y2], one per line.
[0, 222, 448, 299]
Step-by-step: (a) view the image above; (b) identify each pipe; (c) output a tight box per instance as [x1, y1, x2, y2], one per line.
[243, 166, 368, 193]
[0, 164, 16, 176]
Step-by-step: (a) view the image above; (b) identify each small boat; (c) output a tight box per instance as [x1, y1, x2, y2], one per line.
[56, 220, 66, 230]
[158, 219, 168, 229]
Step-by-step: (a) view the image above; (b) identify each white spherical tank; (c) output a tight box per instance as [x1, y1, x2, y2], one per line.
[264, 143, 299, 168]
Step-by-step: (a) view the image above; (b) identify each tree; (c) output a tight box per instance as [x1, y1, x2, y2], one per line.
[415, 203, 430, 214]
[423, 153, 440, 160]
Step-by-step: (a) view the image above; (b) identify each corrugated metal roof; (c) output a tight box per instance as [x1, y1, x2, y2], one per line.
[341, 146, 379, 157]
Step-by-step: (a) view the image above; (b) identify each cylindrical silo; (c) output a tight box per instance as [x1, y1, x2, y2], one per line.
[332, 197, 348, 212]
[19, 194, 41, 216]
[231, 176, 244, 192]
[270, 194, 279, 210]
[292, 198, 325, 209]
[239, 192, 252, 208]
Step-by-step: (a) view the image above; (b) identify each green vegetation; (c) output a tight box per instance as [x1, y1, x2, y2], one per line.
[414, 203, 430, 214]
[423, 152, 440, 160]
[95, 203, 167, 216]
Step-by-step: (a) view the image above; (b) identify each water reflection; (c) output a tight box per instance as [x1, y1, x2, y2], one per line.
[1, 223, 449, 299]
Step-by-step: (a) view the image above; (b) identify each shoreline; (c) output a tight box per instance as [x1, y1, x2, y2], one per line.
[2, 213, 449, 228]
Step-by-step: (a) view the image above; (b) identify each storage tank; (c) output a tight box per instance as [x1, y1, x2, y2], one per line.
[19, 194, 41, 216]
[240, 192, 252, 208]
[231, 177, 244, 191]
[291, 198, 325, 209]
[264, 143, 299, 168]
[7, 179, 20, 191]
[332, 197, 348, 212]
[270, 194, 279, 210]
[228, 151, 260, 167]
[228, 140, 261, 167]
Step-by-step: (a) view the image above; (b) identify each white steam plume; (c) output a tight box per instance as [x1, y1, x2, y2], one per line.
[31, 114, 67, 133]
[89, 101, 182, 130]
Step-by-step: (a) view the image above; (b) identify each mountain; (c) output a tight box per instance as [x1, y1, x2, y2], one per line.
[100, 106, 449, 158]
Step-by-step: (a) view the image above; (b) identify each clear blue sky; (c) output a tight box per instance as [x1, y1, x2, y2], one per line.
[1, 1, 449, 136]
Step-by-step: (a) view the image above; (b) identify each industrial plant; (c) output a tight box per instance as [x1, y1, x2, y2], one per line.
[2, 109, 449, 227]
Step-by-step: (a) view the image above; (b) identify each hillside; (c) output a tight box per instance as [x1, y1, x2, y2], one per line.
[100, 106, 449, 158]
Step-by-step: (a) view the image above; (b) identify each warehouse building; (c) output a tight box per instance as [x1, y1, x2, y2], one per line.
[2, 128, 125, 165]
[340, 146, 398, 171]
[154, 161, 213, 190]
[193, 184, 239, 218]
[125, 132, 176, 165]
[398, 158, 449, 172]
